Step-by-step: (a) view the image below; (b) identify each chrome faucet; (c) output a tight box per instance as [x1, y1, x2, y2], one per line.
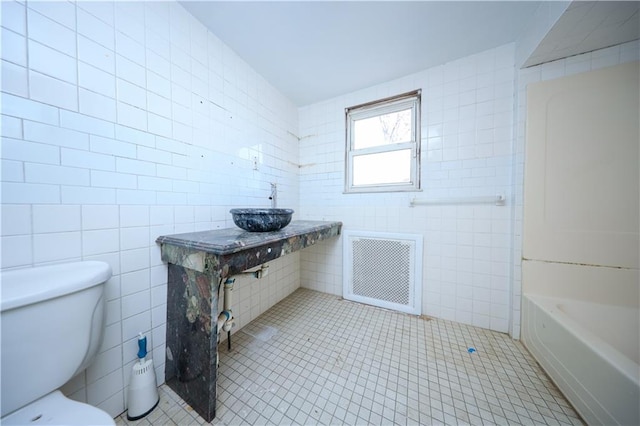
[269, 183, 277, 208]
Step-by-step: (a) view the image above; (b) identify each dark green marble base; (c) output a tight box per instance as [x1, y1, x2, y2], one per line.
[165, 263, 219, 422]
[158, 221, 342, 422]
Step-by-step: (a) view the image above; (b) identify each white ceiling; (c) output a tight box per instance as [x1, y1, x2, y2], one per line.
[524, 1, 640, 67]
[180, 1, 639, 106]
[181, 1, 542, 106]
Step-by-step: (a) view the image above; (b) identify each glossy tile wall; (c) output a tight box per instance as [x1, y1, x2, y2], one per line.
[0, 0, 300, 417]
[298, 40, 640, 341]
[298, 45, 516, 335]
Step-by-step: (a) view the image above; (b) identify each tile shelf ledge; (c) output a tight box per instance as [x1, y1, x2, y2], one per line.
[155, 220, 342, 422]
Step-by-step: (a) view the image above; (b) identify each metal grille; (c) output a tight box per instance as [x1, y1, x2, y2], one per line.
[351, 238, 411, 305]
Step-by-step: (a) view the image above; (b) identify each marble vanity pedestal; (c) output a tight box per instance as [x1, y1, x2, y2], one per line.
[156, 221, 342, 422]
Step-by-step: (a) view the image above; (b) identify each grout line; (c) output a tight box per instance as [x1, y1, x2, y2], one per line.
[118, 288, 584, 425]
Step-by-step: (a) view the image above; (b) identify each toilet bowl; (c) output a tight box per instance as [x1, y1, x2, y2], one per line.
[0, 261, 115, 425]
[2, 391, 115, 425]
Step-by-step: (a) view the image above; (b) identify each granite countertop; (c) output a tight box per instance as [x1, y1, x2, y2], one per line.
[156, 220, 341, 255]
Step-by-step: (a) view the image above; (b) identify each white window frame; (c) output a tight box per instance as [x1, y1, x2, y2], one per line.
[345, 90, 421, 193]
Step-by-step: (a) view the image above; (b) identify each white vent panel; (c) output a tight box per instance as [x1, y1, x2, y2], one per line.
[343, 230, 422, 315]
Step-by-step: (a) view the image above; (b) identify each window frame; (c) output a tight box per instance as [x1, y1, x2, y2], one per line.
[344, 90, 422, 194]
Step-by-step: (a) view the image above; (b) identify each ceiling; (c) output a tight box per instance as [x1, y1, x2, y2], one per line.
[524, 1, 640, 67]
[181, 1, 639, 106]
[181, 1, 541, 106]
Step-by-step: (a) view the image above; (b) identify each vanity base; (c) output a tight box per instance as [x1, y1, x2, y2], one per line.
[165, 263, 219, 422]
[158, 221, 342, 421]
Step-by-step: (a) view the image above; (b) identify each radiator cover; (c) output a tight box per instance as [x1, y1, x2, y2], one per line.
[343, 230, 422, 315]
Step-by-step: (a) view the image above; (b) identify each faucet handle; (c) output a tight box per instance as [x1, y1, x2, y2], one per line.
[269, 183, 277, 208]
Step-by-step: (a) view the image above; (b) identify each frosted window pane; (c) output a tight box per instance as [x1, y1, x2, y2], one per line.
[353, 150, 411, 186]
[353, 108, 412, 149]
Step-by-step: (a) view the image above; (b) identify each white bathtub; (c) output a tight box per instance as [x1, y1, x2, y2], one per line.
[522, 294, 640, 425]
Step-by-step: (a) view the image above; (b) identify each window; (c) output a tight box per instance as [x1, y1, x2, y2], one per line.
[345, 90, 421, 193]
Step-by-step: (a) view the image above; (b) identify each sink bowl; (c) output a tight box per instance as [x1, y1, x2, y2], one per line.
[230, 208, 294, 232]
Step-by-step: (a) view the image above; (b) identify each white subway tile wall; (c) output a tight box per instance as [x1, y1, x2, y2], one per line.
[298, 40, 640, 341]
[0, 0, 300, 418]
[298, 45, 517, 335]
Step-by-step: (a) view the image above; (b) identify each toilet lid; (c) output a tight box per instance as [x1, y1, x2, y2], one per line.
[1, 391, 115, 426]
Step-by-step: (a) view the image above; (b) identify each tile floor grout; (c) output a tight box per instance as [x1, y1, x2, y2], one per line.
[117, 288, 583, 425]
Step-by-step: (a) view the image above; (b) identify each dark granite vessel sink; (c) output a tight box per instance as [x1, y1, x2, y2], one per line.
[230, 208, 294, 232]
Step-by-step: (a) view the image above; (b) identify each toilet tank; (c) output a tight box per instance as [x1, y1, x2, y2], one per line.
[0, 261, 112, 418]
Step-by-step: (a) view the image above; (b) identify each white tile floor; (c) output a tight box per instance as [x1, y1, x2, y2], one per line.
[116, 288, 583, 425]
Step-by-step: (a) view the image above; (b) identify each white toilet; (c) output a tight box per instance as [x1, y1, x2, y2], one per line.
[1, 261, 116, 425]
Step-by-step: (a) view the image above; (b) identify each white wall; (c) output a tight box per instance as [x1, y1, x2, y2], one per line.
[0, 0, 301, 417]
[298, 45, 517, 334]
[509, 39, 640, 339]
[524, 61, 638, 267]
[297, 39, 640, 341]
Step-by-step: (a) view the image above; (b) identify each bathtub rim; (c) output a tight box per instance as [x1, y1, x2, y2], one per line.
[524, 293, 639, 387]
